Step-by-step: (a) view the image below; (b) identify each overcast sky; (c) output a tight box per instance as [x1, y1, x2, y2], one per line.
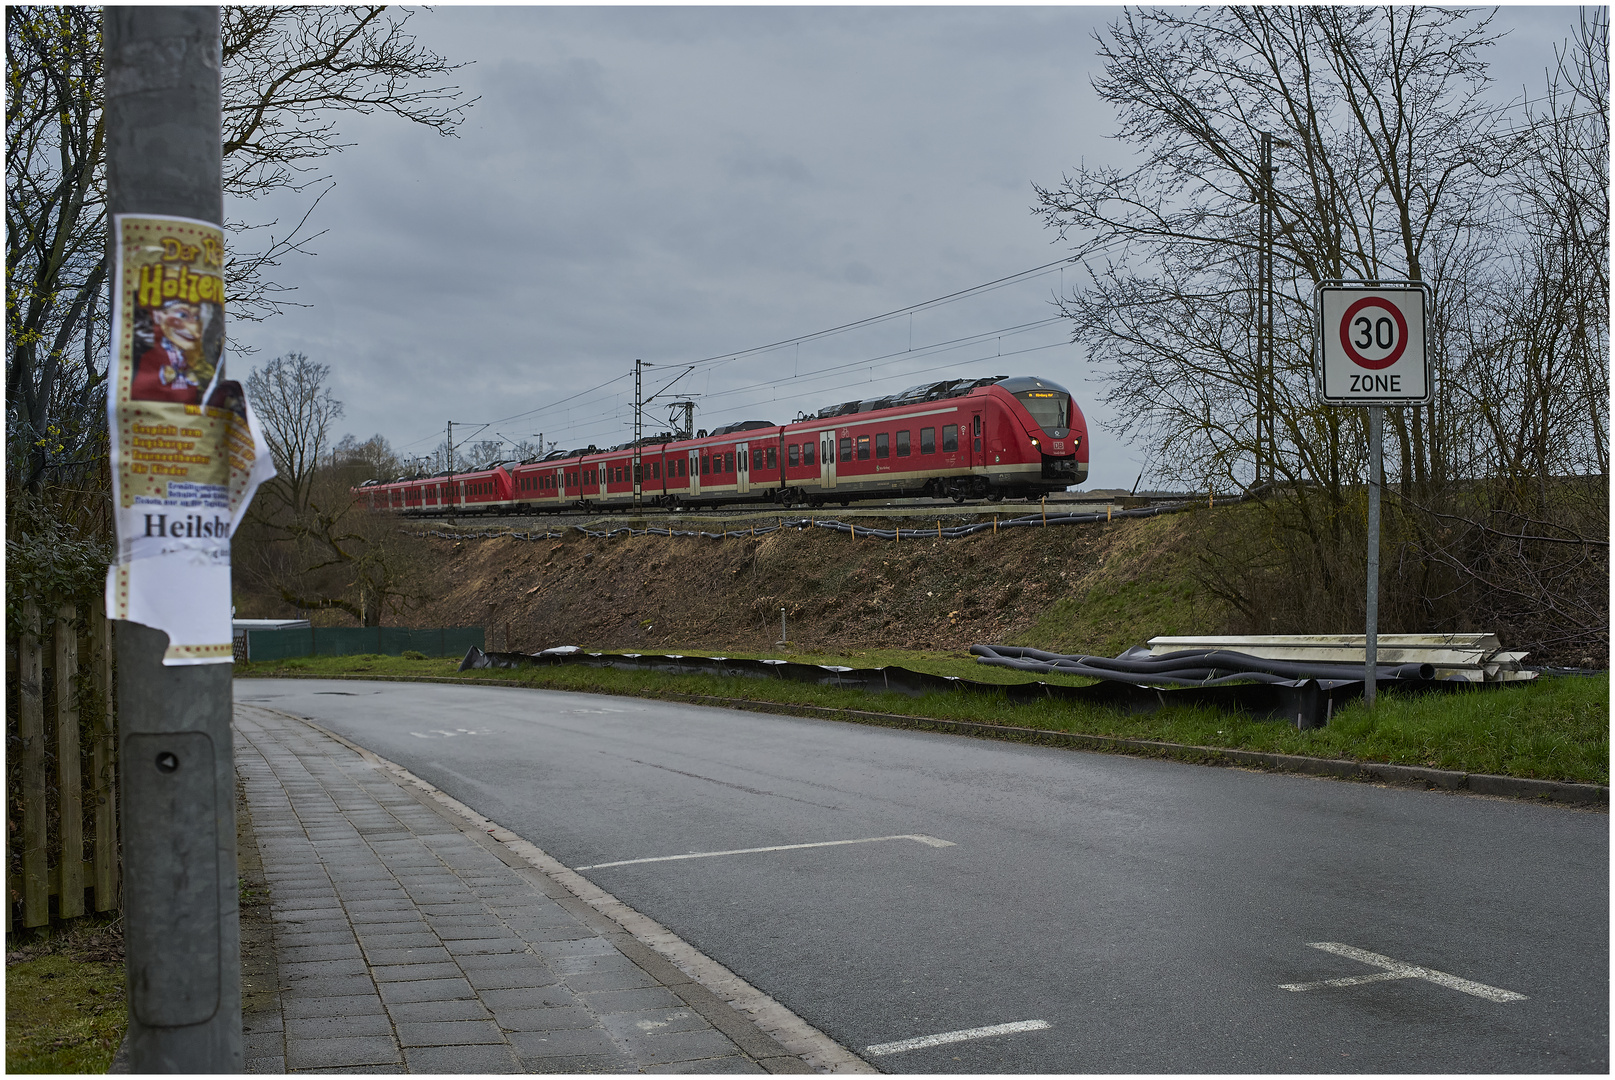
[228, 5, 1582, 490]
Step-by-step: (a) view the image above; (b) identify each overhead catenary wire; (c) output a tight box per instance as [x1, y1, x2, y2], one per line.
[391, 237, 1131, 459]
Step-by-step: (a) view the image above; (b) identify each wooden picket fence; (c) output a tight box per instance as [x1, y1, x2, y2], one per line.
[7, 596, 120, 930]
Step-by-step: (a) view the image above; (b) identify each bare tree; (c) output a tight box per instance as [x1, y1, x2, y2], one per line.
[220, 7, 474, 322]
[1034, 6, 1608, 657]
[247, 354, 344, 518]
[6, 7, 109, 491]
[1033, 6, 1508, 503]
[6, 6, 473, 494]
[333, 432, 403, 480]
[238, 355, 421, 626]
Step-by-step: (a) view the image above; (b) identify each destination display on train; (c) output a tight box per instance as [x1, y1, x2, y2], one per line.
[105, 214, 276, 664]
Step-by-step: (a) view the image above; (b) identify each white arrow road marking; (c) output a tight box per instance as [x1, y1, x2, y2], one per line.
[1281, 942, 1527, 1003]
[574, 834, 954, 871]
[866, 1020, 1051, 1057]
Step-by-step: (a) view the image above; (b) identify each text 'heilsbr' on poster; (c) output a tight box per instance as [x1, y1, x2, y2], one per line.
[105, 213, 276, 665]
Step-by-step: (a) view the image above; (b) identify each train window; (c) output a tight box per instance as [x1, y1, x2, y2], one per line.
[875, 432, 889, 458]
[803, 441, 815, 466]
[766, 446, 777, 468]
[857, 435, 870, 460]
[724, 452, 734, 473]
[788, 444, 800, 467]
[839, 437, 852, 463]
[653, 462, 660, 480]
[943, 424, 958, 453]
[701, 455, 710, 475]
[973, 415, 982, 436]
[753, 448, 765, 471]
[634, 465, 643, 484]
[920, 427, 936, 454]
[896, 430, 910, 456]
[678, 458, 687, 477]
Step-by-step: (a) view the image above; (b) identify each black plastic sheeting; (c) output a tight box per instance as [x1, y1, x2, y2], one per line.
[457, 641, 1481, 729]
[971, 644, 1438, 687]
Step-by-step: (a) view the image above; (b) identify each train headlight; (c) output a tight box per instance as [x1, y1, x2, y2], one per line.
[1030, 437, 1040, 448]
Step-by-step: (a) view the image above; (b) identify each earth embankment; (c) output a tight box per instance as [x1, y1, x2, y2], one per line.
[402, 511, 1227, 656]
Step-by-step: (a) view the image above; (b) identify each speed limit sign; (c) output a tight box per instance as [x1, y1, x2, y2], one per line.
[1316, 282, 1431, 405]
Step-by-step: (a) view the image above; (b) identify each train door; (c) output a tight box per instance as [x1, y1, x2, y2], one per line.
[735, 442, 750, 495]
[970, 409, 983, 468]
[818, 429, 837, 490]
[688, 449, 701, 498]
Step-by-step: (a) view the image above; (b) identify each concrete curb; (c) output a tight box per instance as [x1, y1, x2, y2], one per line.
[237, 672, 1608, 808]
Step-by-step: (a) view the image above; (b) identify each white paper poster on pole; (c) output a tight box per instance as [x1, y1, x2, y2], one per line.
[105, 213, 276, 664]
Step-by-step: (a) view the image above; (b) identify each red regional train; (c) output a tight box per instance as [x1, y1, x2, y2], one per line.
[356, 375, 1087, 515]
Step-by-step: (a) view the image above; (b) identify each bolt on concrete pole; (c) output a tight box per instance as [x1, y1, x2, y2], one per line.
[105, 7, 243, 1071]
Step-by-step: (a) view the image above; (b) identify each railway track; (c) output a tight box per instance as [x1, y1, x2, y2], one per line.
[414, 495, 1131, 530]
[403, 494, 1217, 542]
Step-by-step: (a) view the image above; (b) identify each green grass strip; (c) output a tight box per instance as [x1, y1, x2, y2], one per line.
[5, 925, 126, 1074]
[236, 654, 1609, 786]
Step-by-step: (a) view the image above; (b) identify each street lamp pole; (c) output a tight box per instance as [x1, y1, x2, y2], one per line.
[106, 8, 243, 1071]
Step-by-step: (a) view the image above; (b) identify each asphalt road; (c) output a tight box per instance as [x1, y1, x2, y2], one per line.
[235, 678, 1609, 1073]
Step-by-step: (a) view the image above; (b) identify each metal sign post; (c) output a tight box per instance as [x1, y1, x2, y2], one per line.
[1315, 281, 1432, 708]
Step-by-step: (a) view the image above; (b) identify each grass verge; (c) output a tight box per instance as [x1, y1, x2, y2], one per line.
[5, 915, 126, 1073]
[235, 653, 1610, 786]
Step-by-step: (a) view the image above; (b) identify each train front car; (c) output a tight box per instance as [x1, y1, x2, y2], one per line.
[984, 376, 1088, 496]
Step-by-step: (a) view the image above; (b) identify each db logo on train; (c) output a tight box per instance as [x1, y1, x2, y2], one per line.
[1315, 282, 1432, 406]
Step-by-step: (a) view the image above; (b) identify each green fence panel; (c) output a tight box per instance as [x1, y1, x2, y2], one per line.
[244, 626, 484, 660]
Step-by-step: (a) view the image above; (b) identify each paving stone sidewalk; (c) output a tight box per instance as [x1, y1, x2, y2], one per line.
[234, 703, 816, 1074]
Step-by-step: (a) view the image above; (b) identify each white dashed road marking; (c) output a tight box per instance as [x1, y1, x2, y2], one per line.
[865, 1020, 1052, 1057]
[1281, 942, 1527, 1003]
[574, 833, 955, 871]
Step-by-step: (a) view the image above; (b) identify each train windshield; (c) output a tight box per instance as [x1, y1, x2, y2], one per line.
[1016, 390, 1070, 432]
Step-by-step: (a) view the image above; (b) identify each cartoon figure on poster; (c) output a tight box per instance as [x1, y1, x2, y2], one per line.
[130, 295, 224, 403]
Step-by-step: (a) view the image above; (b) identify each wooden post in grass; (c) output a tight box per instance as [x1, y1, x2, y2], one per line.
[90, 604, 120, 911]
[19, 600, 49, 926]
[56, 601, 85, 918]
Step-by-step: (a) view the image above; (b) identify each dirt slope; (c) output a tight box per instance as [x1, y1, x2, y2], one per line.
[401, 512, 1230, 657]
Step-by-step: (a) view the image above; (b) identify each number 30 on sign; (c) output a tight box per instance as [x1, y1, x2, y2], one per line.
[1315, 283, 1431, 406]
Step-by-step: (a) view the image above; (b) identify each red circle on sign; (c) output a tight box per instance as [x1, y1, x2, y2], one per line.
[1339, 296, 1409, 370]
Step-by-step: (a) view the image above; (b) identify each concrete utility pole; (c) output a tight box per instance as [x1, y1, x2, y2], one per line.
[1256, 132, 1291, 491]
[105, 7, 243, 1072]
